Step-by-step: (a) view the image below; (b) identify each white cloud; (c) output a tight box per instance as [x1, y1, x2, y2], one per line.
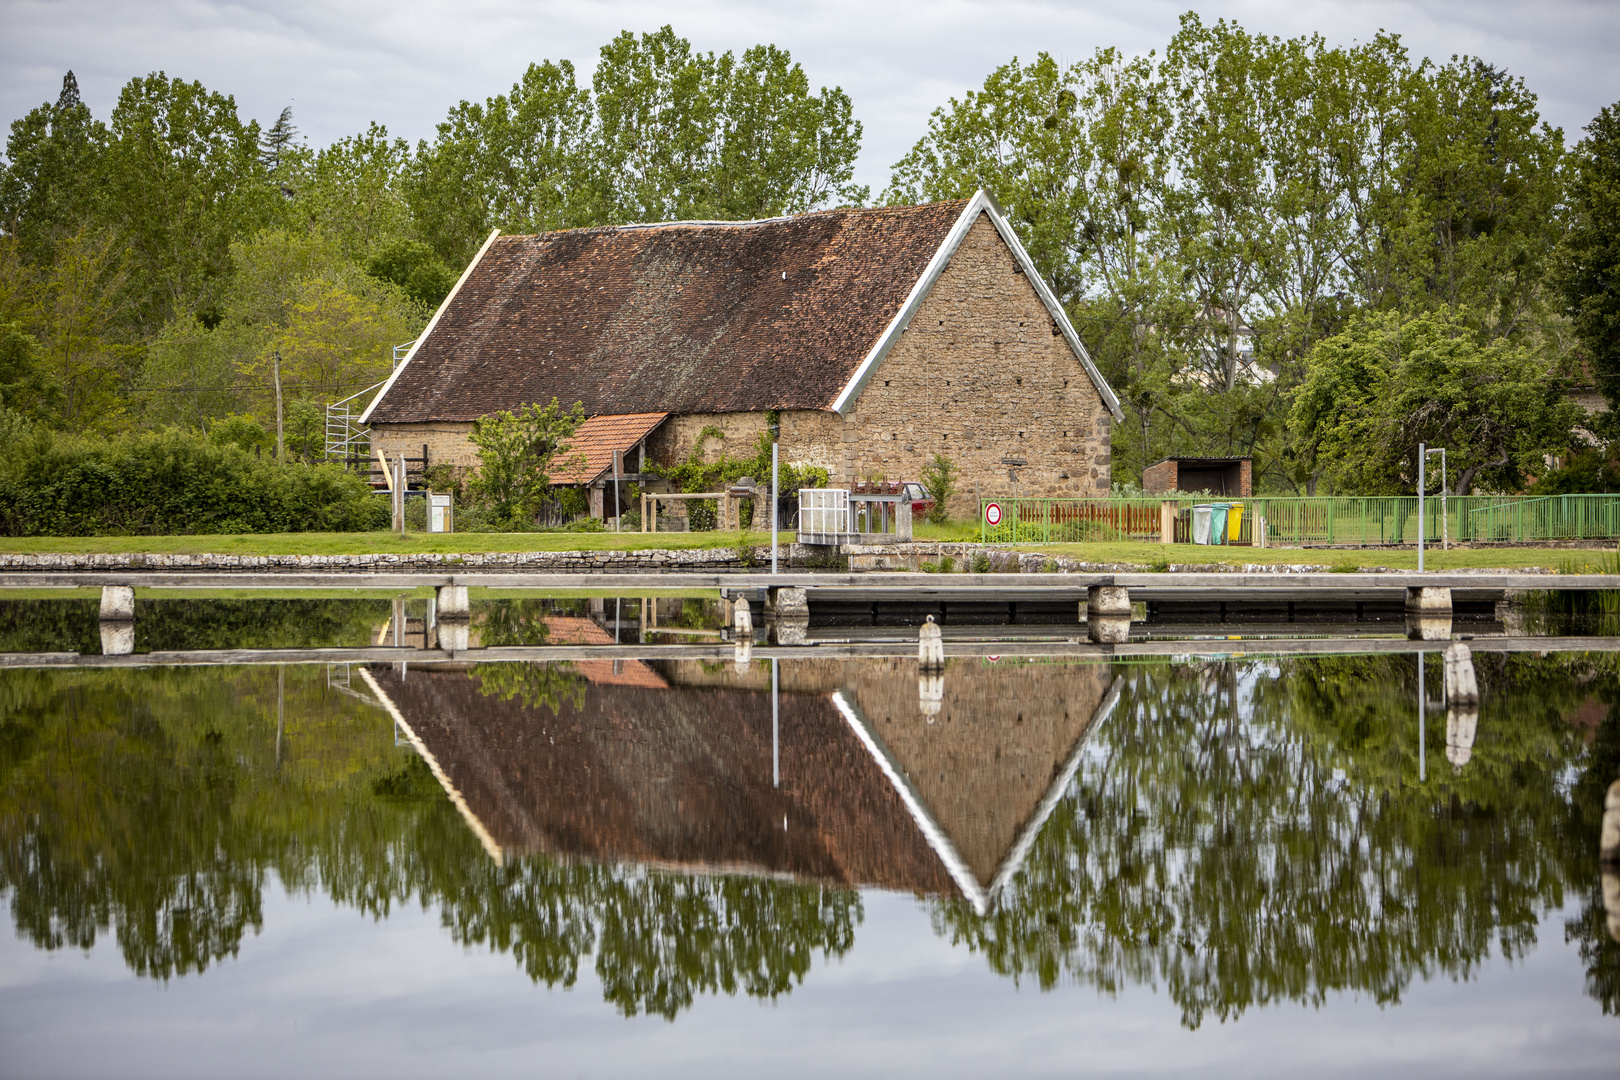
[3, 0, 1617, 195]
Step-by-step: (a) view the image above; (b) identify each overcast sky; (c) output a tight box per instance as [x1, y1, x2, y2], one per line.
[4, 0, 1619, 196]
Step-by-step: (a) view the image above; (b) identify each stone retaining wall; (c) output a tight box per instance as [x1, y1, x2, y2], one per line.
[0, 547, 821, 573]
[0, 546, 1556, 575]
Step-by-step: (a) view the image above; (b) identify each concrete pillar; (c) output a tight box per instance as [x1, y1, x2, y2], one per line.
[1087, 585, 1131, 617]
[1160, 501, 1177, 544]
[99, 585, 134, 621]
[767, 587, 809, 620]
[436, 585, 470, 621]
[1405, 586, 1452, 615]
[918, 615, 944, 672]
[895, 499, 913, 542]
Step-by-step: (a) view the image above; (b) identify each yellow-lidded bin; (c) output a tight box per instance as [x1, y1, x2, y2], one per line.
[1227, 504, 1244, 544]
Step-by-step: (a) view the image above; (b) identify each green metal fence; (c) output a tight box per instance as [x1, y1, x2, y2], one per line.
[977, 494, 1620, 546]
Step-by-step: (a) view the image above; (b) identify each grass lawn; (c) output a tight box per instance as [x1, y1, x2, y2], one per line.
[1035, 540, 1618, 572]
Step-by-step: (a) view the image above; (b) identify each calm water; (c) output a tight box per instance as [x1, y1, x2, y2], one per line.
[1, 598, 1617, 1077]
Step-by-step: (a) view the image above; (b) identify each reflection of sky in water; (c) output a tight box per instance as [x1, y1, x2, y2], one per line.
[0, 644, 1616, 1074]
[0, 886, 1611, 1079]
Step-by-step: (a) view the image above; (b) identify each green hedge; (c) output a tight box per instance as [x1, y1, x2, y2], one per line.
[0, 422, 389, 536]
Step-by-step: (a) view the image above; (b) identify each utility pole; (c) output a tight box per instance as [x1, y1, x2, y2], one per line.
[771, 441, 779, 574]
[273, 349, 285, 461]
[1417, 443, 1425, 572]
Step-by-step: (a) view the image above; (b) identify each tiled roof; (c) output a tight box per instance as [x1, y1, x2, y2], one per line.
[366, 200, 972, 423]
[548, 412, 668, 486]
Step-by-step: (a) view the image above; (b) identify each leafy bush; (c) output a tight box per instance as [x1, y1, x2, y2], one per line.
[920, 452, 957, 523]
[0, 414, 388, 536]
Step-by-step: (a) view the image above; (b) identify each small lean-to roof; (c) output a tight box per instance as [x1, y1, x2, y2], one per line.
[548, 412, 668, 486]
[361, 193, 1123, 426]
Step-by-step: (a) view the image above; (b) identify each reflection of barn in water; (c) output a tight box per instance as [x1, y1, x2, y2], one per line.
[363, 659, 1118, 913]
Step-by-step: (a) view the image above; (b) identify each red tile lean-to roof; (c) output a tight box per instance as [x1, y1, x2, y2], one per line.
[367, 200, 971, 424]
[548, 411, 668, 485]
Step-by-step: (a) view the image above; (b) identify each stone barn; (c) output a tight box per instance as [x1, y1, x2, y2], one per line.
[360, 190, 1123, 518]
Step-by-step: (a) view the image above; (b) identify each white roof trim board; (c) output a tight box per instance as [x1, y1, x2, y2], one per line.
[830, 189, 1125, 423]
[359, 228, 503, 426]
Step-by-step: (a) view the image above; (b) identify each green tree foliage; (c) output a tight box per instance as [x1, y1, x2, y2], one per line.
[0, 72, 108, 267]
[408, 59, 602, 266]
[140, 228, 425, 435]
[99, 73, 280, 332]
[409, 28, 865, 266]
[468, 398, 587, 526]
[365, 238, 456, 308]
[0, 321, 60, 419]
[1291, 308, 1579, 494]
[1558, 102, 1620, 416]
[887, 16, 1571, 491]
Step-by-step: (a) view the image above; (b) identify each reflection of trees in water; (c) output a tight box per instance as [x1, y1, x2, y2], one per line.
[2, 656, 1615, 1021]
[932, 655, 1620, 1026]
[0, 665, 856, 1017]
[0, 597, 389, 653]
[471, 599, 587, 713]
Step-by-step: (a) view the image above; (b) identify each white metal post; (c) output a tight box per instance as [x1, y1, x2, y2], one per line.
[771, 442, 779, 575]
[1417, 442, 1426, 573]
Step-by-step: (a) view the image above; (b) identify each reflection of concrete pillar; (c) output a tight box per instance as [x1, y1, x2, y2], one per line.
[1603, 870, 1620, 944]
[1445, 707, 1478, 768]
[1407, 615, 1452, 641]
[438, 622, 470, 652]
[1601, 779, 1620, 865]
[918, 673, 943, 717]
[1444, 642, 1479, 706]
[436, 585, 469, 621]
[1088, 615, 1131, 644]
[771, 586, 809, 645]
[99, 585, 134, 621]
[99, 622, 134, 656]
[918, 616, 944, 672]
[1405, 586, 1452, 614]
[733, 637, 752, 674]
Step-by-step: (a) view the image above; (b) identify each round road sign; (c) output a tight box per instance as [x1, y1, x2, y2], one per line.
[984, 502, 1003, 526]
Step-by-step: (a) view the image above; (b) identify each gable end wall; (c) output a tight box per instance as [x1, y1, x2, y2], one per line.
[825, 212, 1110, 498]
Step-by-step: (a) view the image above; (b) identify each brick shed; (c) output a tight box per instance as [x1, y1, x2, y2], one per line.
[1141, 457, 1252, 497]
[360, 190, 1124, 515]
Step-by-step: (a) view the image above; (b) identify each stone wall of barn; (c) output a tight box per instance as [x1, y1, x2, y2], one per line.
[368, 421, 479, 469]
[826, 212, 1111, 502]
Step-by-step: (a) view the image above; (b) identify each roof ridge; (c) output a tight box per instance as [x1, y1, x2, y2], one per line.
[498, 199, 973, 241]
